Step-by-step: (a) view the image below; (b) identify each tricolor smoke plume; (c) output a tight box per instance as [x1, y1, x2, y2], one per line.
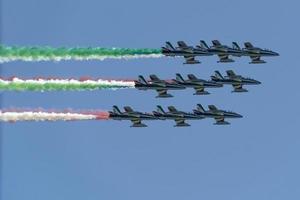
[0, 109, 109, 122]
[0, 45, 163, 62]
[0, 77, 135, 91]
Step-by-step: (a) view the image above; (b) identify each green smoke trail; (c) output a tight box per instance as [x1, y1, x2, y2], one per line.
[0, 45, 163, 62]
[0, 79, 135, 91]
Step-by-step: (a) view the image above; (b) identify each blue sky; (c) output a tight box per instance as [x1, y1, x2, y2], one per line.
[1, 0, 300, 200]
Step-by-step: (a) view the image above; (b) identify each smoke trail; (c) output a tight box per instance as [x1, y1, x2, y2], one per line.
[0, 77, 135, 91]
[0, 109, 109, 122]
[0, 45, 163, 62]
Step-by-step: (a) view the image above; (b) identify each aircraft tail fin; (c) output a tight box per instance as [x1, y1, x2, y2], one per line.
[177, 41, 188, 48]
[200, 40, 209, 49]
[156, 105, 166, 114]
[196, 104, 205, 113]
[112, 105, 122, 114]
[226, 70, 236, 77]
[214, 71, 224, 80]
[212, 40, 221, 46]
[165, 41, 175, 50]
[123, 106, 134, 113]
[168, 106, 178, 112]
[149, 74, 160, 81]
[137, 75, 147, 84]
[232, 42, 241, 50]
[244, 42, 254, 48]
[175, 73, 185, 83]
[187, 74, 198, 80]
[208, 105, 218, 111]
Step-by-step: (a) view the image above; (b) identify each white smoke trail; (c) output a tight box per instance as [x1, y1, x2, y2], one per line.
[0, 111, 99, 122]
[0, 77, 135, 87]
[0, 54, 164, 63]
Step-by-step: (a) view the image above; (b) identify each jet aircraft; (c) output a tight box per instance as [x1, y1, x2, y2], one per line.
[135, 74, 185, 98]
[172, 73, 223, 95]
[109, 106, 158, 127]
[161, 41, 212, 64]
[241, 42, 279, 64]
[193, 104, 242, 125]
[211, 70, 261, 92]
[199, 40, 243, 63]
[153, 105, 202, 127]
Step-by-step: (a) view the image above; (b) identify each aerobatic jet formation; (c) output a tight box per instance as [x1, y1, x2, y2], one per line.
[211, 70, 261, 92]
[109, 106, 158, 127]
[162, 40, 279, 64]
[153, 105, 202, 127]
[108, 104, 242, 127]
[134, 72, 260, 97]
[172, 73, 223, 95]
[193, 104, 243, 125]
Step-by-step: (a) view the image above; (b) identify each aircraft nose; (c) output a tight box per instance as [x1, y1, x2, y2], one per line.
[235, 113, 243, 118]
[271, 51, 280, 56]
[254, 80, 261, 85]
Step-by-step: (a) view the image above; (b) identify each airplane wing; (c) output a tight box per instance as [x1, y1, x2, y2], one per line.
[232, 83, 248, 92]
[232, 83, 243, 90]
[183, 56, 200, 64]
[156, 89, 172, 98]
[194, 86, 205, 93]
[214, 116, 229, 125]
[130, 118, 147, 127]
[217, 54, 231, 62]
[249, 55, 265, 64]
[174, 118, 190, 127]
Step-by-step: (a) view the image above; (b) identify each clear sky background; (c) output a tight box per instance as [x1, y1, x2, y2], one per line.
[1, 0, 300, 199]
